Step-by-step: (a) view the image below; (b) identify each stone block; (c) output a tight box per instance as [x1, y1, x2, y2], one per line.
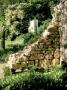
[38, 54, 44, 60]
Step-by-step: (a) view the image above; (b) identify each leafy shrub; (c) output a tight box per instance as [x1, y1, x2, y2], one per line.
[23, 33, 34, 43]
[64, 44, 67, 49]
[12, 45, 21, 52]
[60, 72, 67, 87]
[37, 19, 51, 35]
[0, 48, 13, 62]
[10, 33, 17, 41]
[5, 1, 52, 38]
[61, 60, 67, 71]
[0, 67, 66, 90]
[3, 66, 12, 77]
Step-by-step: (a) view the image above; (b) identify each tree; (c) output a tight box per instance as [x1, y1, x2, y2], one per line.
[5, 2, 52, 37]
[1, 25, 6, 50]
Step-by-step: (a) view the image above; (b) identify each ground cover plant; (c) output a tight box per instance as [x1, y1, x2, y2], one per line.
[0, 66, 67, 90]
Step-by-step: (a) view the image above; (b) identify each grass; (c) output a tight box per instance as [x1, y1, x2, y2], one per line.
[44, 66, 65, 80]
[0, 33, 41, 62]
[0, 35, 32, 61]
[0, 66, 66, 90]
[0, 19, 50, 62]
[0, 37, 24, 62]
[3, 66, 12, 77]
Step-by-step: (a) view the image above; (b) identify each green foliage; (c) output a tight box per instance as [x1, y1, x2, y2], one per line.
[3, 67, 12, 77]
[0, 0, 58, 24]
[0, 0, 57, 50]
[60, 72, 67, 87]
[64, 44, 67, 49]
[5, 1, 52, 38]
[22, 33, 34, 43]
[0, 18, 50, 61]
[20, 19, 51, 45]
[37, 19, 51, 35]
[0, 67, 66, 90]
[5, 3, 30, 37]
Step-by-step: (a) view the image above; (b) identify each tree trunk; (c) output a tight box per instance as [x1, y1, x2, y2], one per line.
[1, 30, 5, 50]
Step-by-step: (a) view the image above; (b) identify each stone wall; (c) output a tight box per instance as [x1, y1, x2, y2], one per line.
[7, 25, 60, 69]
[7, 0, 67, 69]
[59, 0, 67, 62]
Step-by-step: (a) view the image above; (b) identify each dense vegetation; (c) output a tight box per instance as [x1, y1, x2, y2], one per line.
[0, 0, 58, 21]
[0, 66, 67, 90]
[0, 0, 58, 61]
[0, 1, 67, 90]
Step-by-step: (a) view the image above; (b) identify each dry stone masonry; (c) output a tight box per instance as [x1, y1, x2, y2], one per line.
[7, 0, 67, 70]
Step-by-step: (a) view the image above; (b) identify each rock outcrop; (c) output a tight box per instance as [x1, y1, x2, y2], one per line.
[7, 0, 67, 69]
